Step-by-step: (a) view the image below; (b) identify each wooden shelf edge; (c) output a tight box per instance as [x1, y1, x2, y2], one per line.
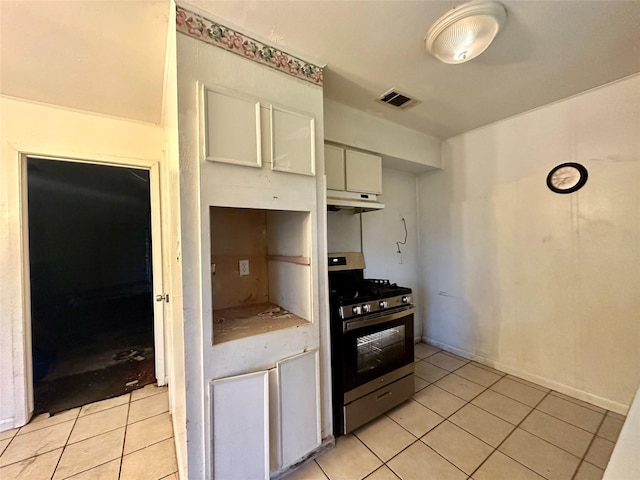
[266, 255, 310, 266]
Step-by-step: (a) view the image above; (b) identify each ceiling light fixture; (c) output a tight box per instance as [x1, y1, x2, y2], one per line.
[425, 1, 507, 64]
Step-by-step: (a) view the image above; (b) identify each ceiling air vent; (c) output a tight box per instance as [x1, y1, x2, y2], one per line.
[376, 89, 419, 109]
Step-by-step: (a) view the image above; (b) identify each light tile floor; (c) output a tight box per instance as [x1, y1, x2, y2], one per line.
[287, 343, 626, 480]
[1, 345, 627, 480]
[0, 384, 177, 480]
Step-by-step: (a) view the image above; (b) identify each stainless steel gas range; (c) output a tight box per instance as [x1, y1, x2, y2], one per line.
[328, 252, 415, 435]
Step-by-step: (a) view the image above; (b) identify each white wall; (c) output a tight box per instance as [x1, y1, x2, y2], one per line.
[327, 168, 422, 338]
[0, 96, 164, 431]
[418, 75, 640, 412]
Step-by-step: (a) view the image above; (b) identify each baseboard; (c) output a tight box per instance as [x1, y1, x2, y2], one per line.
[270, 435, 336, 480]
[421, 336, 629, 415]
[0, 417, 15, 432]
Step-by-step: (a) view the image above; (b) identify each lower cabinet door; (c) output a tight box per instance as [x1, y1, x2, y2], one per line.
[274, 349, 321, 470]
[211, 371, 269, 479]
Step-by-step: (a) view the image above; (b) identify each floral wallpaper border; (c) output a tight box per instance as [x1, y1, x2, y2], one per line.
[176, 5, 324, 86]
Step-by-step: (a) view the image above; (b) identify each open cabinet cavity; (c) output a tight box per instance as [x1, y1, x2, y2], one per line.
[210, 207, 312, 344]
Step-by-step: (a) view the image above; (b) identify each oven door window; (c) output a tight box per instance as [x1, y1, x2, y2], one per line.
[343, 312, 414, 392]
[356, 325, 406, 374]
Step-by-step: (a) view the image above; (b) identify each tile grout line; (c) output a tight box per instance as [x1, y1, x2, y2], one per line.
[324, 349, 611, 480]
[349, 404, 450, 480]
[362, 464, 401, 480]
[0, 423, 73, 471]
[412, 369, 509, 475]
[530, 405, 604, 436]
[124, 409, 170, 428]
[76, 396, 130, 419]
[385, 398, 444, 435]
[381, 432, 469, 480]
[569, 411, 609, 480]
[409, 347, 615, 479]
[468, 361, 507, 377]
[548, 391, 608, 414]
[50, 409, 81, 480]
[122, 434, 176, 457]
[52, 405, 135, 479]
[514, 415, 595, 461]
[468, 389, 557, 480]
[61, 401, 131, 449]
[351, 427, 412, 473]
[59, 458, 123, 480]
[414, 437, 470, 478]
[503, 374, 551, 393]
[419, 356, 504, 390]
[379, 362, 498, 478]
[0, 429, 19, 462]
[312, 458, 330, 480]
[129, 388, 166, 404]
[410, 356, 606, 477]
[470, 388, 540, 421]
[118, 394, 133, 479]
[0, 388, 167, 476]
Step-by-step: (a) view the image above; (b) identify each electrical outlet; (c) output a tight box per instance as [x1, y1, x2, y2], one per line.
[239, 259, 250, 276]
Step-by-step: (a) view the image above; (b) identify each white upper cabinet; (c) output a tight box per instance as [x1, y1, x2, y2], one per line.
[271, 105, 315, 176]
[202, 84, 315, 176]
[325, 144, 382, 195]
[346, 150, 382, 194]
[203, 86, 262, 168]
[324, 144, 346, 190]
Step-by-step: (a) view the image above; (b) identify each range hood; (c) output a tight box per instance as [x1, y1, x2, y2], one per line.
[326, 189, 385, 213]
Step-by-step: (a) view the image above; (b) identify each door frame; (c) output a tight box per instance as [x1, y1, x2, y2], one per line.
[18, 151, 166, 422]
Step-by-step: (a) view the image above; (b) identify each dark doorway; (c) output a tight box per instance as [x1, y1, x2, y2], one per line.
[27, 158, 156, 415]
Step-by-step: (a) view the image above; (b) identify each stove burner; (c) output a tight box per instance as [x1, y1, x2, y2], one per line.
[331, 280, 412, 308]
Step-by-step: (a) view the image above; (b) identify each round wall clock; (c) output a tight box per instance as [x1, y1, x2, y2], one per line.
[546, 162, 588, 194]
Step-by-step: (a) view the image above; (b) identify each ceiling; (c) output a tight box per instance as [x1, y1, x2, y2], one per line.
[1, 1, 639, 139]
[0, 1, 169, 125]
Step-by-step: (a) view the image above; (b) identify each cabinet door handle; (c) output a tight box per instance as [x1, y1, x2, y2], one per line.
[376, 391, 392, 401]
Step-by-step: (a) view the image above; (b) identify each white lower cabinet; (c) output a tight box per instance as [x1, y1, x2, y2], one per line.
[211, 371, 270, 480]
[272, 350, 321, 471]
[211, 350, 321, 478]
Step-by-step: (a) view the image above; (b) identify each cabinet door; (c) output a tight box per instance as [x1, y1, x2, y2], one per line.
[202, 85, 262, 167]
[271, 105, 315, 176]
[211, 371, 269, 479]
[324, 144, 346, 190]
[345, 150, 382, 194]
[276, 350, 321, 469]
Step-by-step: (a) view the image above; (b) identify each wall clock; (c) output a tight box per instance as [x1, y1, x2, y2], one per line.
[546, 162, 588, 194]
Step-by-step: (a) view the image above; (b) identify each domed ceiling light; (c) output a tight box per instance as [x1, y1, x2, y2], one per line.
[425, 1, 507, 64]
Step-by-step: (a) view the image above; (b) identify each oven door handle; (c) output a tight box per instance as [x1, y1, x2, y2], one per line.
[343, 307, 415, 332]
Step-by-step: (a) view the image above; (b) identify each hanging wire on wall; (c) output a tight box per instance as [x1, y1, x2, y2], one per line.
[396, 218, 407, 254]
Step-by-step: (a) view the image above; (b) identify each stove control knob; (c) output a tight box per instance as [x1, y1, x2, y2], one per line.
[379, 300, 388, 308]
[402, 296, 410, 304]
[352, 305, 362, 315]
[362, 304, 371, 313]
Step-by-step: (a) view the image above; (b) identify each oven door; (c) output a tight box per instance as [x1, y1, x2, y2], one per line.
[342, 307, 414, 393]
